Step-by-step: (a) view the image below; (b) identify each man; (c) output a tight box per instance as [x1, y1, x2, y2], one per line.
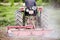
[25, 0, 37, 16]
[23, 0, 37, 26]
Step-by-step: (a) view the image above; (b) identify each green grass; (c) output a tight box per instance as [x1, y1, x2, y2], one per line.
[0, 5, 20, 27]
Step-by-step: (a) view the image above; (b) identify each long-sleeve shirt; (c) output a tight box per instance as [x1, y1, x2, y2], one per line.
[25, 0, 36, 8]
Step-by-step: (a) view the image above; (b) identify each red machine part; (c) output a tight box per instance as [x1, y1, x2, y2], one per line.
[20, 7, 25, 12]
[7, 28, 52, 36]
[37, 6, 43, 12]
[7, 26, 34, 30]
[38, 7, 42, 12]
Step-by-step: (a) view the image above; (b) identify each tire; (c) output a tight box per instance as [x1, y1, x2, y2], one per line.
[15, 10, 23, 26]
[35, 12, 41, 28]
[41, 9, 48, 29]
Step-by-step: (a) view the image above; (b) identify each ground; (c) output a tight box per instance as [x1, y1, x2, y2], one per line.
[0, 27, 59, 40]
[0, 3, 60, 40]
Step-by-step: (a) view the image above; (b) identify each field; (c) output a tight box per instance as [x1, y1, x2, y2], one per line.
[0, 26, 60, 40]
[0, 3, 60, 40]
[0, 5, 20, 27]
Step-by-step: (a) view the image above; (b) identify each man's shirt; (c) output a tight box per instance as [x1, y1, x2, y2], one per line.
[25, 0, 36, 8]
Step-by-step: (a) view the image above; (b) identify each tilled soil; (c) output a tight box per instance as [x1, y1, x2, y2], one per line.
[0, 31, 59, 40]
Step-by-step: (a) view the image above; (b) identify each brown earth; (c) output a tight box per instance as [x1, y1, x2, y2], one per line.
[0, 27, 59, 40]
[0, 31, 59, 40]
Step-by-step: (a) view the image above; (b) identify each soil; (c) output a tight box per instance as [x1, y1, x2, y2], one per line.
[0, 31, 59, 40]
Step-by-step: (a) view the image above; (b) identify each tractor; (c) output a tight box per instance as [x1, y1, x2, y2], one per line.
[7, 6, 52, 37]
[15, 6, 43, 28]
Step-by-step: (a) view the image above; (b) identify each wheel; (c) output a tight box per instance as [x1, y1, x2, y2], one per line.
[41, 9, 48, 29]
[15, 10, 23, 26]
[35, 12, 41, 28]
